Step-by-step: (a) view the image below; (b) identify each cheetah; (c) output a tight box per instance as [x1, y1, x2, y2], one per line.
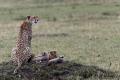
[11, 16, 39, 74]
[33, 51, 58, 63]
[32, 51, 64, 64]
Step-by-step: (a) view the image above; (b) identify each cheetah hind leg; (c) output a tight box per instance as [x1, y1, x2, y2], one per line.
[13, 59, 22, 74]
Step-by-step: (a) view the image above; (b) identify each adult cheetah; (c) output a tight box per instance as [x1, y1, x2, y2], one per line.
[11, 16, 39, 74]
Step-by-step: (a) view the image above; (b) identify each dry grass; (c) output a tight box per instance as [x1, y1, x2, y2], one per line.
[0, 0, 120, 79]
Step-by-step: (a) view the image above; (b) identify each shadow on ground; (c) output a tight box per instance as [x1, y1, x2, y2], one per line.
[0, 61, 119, 80]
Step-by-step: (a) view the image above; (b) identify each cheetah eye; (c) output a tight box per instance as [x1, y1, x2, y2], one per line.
[34, 19, 39, 24]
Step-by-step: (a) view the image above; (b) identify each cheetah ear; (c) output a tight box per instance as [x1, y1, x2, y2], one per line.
[27, 16, 31, 20]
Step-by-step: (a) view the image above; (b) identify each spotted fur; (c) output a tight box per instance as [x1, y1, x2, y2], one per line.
[11, 16, 39, 74]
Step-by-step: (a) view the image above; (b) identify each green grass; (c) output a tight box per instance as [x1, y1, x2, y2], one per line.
[0, 0, 120, 79]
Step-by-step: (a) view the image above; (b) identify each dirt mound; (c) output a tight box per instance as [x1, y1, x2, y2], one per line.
[0, 61, 119, 80]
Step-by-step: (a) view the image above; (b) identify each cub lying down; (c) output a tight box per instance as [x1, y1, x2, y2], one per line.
[32, 51, 64, 64]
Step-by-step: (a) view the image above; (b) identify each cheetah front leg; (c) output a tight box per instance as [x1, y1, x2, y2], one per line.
[13, 59, 22, 74]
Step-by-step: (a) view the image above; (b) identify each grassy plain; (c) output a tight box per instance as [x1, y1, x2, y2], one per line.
[0, 0, 120, 80]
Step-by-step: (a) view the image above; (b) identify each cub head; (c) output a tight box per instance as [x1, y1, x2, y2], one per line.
[49, 51, 58, 60]
[26, 16, 39, 24]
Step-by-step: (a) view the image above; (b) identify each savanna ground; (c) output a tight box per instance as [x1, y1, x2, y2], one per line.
[0, 0, 120, 80]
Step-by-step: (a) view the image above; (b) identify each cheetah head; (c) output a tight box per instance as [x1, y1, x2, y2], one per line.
[26, 16, 39, 24]
[49, 51, 58, 59]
